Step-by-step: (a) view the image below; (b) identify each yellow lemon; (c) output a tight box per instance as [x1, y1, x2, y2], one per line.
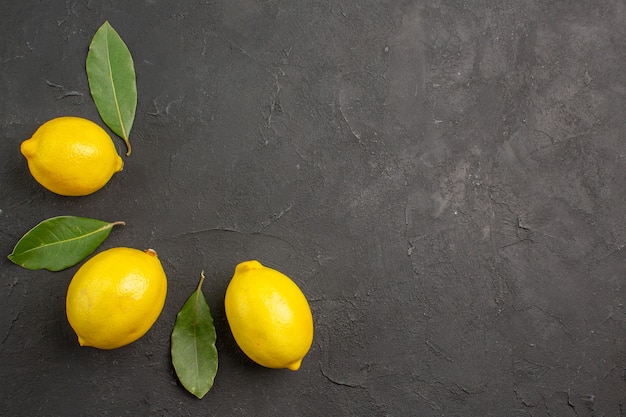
[225, 260, 313, 371]
[20, 116, 123, 196]
[66, 247, 167, 349]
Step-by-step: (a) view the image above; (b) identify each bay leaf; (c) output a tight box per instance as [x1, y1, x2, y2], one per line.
[86, 21, 137, 156]
[7, 216, 124, 272]
[171, 272, 218, 399]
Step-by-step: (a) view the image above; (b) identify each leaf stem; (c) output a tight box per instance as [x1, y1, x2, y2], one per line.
[197, 271, 206, 292]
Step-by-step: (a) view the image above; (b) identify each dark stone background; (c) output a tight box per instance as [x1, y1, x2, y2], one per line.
[1, 1, 625, 416]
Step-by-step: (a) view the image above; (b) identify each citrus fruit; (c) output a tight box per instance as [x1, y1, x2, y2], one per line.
[224, 260, 313, 370]
[66, 247, 167, 349]
[20, 116, 123, 196]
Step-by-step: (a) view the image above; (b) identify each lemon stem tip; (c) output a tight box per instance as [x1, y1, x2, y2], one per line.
[286, 359, 302, 371]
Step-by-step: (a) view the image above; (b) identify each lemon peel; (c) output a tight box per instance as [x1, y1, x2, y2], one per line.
[225, 260, 313, 370]
[66, 247, 167, 349]
[21, 116, 123, 196]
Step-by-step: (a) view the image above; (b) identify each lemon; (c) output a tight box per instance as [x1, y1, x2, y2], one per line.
[66, 247, 167, 349]
[224, 260, 313, 371]
[20, 116, 123, 196]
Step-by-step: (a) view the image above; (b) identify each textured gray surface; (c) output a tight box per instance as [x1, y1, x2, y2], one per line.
[1, 1, 625, 416]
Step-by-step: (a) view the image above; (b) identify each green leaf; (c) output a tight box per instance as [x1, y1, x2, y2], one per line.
[86, 21, 137, 156]
[8, 216, 124, 271]
[171, 272, 218, 399]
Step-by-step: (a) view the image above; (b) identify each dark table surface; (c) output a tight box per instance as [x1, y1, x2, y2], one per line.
[2, 1, 625, 416]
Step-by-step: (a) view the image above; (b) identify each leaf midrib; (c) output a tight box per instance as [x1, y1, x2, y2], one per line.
[13, 223, 113, 257]
[192, 272, 205, 392]
[105, 25, 128, 140]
